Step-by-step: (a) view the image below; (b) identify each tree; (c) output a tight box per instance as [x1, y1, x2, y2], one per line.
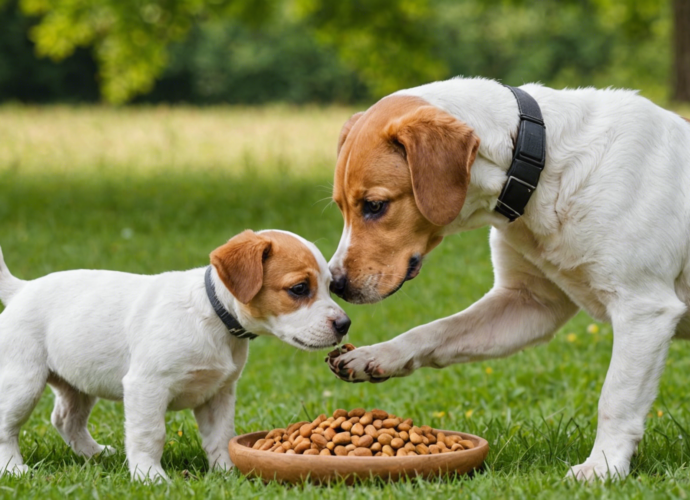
[673, 0, 690, 102]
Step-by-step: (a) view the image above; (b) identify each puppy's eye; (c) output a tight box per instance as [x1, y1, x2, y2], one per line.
[288, 282, 309, 298]
[363, 200, 388, 219]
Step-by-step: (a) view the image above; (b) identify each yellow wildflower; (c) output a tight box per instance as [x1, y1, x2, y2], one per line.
[587, 324, 599, 334]
[178, 430, 183, 437]
[485, 367, 493, 375]
[566, 333, 577, 343]
[433, 411, 446, 418]
[465, 409, 474, 418]
[658, 410, 664, 418]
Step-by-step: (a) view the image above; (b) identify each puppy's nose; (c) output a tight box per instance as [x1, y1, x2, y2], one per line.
[330, 274, 347, 297]
[332, 315, 351, 336]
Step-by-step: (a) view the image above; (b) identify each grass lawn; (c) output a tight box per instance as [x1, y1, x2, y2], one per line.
[1, 105, 690, 499]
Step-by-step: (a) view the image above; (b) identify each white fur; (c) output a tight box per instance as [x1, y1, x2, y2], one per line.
[0, 232, 344, 481]
[331, 77, 690, 481]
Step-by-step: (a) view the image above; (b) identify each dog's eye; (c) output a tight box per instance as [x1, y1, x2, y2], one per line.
[363, 200, 388, 219]
[288, 282, 309, 298]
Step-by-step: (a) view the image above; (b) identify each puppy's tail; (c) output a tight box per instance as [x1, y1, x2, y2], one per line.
[0, 246, 25, 306]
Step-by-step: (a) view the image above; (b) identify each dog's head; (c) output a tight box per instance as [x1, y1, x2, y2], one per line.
[329, 95, 480, 304]
[210, 230, 350, 350]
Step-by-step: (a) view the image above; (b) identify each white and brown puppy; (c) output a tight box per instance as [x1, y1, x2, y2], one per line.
[327, 77, 690, 480]
[0, 230, 349, 481]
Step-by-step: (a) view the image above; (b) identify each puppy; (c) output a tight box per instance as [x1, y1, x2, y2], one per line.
[0, 230, 350, 481]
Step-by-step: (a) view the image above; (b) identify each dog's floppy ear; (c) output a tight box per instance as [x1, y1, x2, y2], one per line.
[337, 112, 364, 156]
[210, 230, 272, 304]
[385, 106, 480, 226]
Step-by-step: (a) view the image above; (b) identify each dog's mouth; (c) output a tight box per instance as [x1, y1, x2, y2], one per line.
[382, 254, 423, 299]
[291, 336, 337, 351]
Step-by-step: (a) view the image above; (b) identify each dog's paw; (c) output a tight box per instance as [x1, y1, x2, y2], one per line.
[1, 463, 30, 477]
[566, 460, 629, 482]
[327, 343, 415, 383]
[131, 465, 169, 483]
[98, 445, 116, 457]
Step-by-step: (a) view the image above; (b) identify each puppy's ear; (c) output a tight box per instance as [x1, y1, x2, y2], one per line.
[337, 112, 364, 156]
[210, 230, 272, 304]
[385, 106, 480, 226]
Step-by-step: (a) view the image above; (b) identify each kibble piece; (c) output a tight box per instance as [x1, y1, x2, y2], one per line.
[373, 419, 383, 429]
[349, 417, 360, 424]
[330, 416, 346, 429]
[390, 437, 404, 449]
[357, 435, 374, 448]
[351, 423, 364, 436]
[287, 421, 309, 435]
[348, 408, 366, 418]
[303, 449, 319, 456]
[311, 434, 327, 448]
[416, 444, 430, 455]
[371, 409, 388, 420]
[399, 431, 409, 441]
[375, 452, 382, 457]
[252, 439, 266, 450]
[354, 447, 373, 457]
[320, 448, 332, 456]
[379, 428, 396, 437]
[259, 439, 275, 451]
[286, 449, 296, 455]
[451, 443, 463, 452]
[312, 427, 324, 435]
[313, 414, 327, 425]
[371, 442, 382, 452]
[360, 412, 373, 426]
[409, 432, 423, 445]
[429, 445, 441, 454]
[458, 440, 475, 449]
[341, 421, 353, 432]
[422, 436, 429, 445]
[333, 432, 351, 445]
[437, 432, 446, 443]
[334, 445, 348, 456]
[333, 409, 348, 419]
[364, 425, 378, 438]
[274, 446, 286, 454]
[300, 423, 315, 437]
[382, 418, 399, 429]
[382, 445, 394, 457]
[397, 423, 411, 432]
[324, 428, 336, 441]
[426, 433, 437, 444]
[396, 448, 408, 457]
[351, 435, 360, 447]
[345, 444, 356, 452]
[326, 442, 335, 451]
[377, 434, 393, 446]
[281, 441, 292, 451]
[404, 442, 416, 452]
[294, 441, 311, 454]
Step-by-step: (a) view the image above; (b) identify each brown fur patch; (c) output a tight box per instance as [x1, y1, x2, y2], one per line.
[333, 95, 479, 299]
[241, 231, 319, 319]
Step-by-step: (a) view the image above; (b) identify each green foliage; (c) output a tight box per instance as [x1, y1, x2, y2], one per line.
[0, 0, 676, 103]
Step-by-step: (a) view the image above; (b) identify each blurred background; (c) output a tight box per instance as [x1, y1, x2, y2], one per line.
[0, 0, 686, 106]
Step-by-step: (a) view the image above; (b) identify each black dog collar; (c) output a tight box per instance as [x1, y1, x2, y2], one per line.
[204, 265, 257, 340]
[494, 85, 546, 222]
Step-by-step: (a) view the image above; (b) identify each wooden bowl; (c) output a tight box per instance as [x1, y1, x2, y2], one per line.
[228, 430, 489, 484]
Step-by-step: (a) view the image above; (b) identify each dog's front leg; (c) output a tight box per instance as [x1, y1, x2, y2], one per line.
[567, 291, 685, 481]
[330, 233, 578, 382]
[194, 382, 238, 472]
[122, 374, 169, 482]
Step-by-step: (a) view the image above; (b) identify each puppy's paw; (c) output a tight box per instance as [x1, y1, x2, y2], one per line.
[1, 463, 30, 477]
[327, 343, 414, 383]
[566, 460, 629, 482]
[131, 465, 169, 483]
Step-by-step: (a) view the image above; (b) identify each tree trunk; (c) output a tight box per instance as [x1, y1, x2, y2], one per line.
[673, 0, 690, 102]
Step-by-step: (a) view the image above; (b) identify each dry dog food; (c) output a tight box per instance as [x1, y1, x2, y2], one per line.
[251, 408, 475, 457]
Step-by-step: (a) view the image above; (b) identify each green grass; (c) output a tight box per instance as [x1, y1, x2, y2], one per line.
[1, 106, 690, 499]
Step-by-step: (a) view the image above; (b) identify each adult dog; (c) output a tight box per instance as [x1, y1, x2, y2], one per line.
[326, 77, 690, 480]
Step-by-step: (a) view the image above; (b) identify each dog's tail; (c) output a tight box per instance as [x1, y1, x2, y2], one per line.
[0, 246, 25, 306]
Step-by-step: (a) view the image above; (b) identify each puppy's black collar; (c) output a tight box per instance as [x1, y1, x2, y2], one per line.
[495, 85, 546, 222]
[204, 265, 257, 340]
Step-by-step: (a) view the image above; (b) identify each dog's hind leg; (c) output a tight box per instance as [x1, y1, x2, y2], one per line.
[48, 375, 112, 458]
[0, 324, 48, 476]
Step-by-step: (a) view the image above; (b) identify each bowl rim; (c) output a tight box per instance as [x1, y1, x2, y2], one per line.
[229, 429, 489, 462]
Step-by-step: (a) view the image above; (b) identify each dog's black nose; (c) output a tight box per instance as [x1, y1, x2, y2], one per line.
[330, 274, 347, 297]
[333, 315, 351, 336]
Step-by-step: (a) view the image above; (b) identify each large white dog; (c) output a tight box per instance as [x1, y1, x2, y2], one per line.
[325, 77, 690, 480]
